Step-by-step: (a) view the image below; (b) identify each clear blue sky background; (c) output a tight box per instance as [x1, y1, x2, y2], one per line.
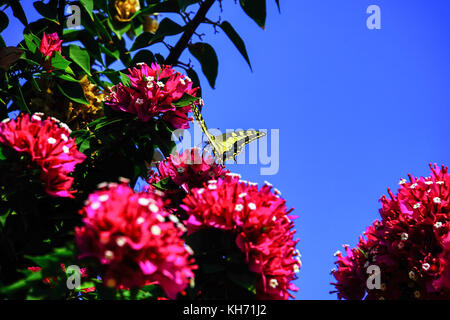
[3, 0, 450, 299]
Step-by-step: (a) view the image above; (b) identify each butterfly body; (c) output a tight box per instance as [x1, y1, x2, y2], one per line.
[191, 104, 266, 163]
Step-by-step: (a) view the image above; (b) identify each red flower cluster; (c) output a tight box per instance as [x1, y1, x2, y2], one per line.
[0, 113, 86, 198]
[149, 148, 228, 193]
[75, 183, 196, 299]
[105, 63, 199, 129]
[181, 176, 301, 300]
[40, 32, 62, 58]
[332, 164, 450, 299]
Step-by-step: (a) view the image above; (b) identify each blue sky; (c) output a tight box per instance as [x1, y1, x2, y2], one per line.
[3, 0, 450, 299]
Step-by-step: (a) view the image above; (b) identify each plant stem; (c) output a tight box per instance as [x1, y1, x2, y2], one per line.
[165, 0, 216, 66]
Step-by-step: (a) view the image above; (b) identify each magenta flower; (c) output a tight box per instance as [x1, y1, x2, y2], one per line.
[105, 63, 199, 129]
[332, 164, 450, 299]
[149, 148, 228, 192]
[0, 113, 86, 198]
[181, 176, 301, 300]
[39, 32, 62, 58]
[75, 183, 196, 299]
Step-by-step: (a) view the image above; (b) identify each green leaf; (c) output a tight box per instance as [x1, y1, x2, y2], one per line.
[186, 68, 202, 97]
[219, 21, 252, 70]
[130, 32, 154, 52]
[51, 51, 71, 70]
[14, 83, 30, 113]
[9, 0, 28, 26]
[24, 33, 40, 54]
[151, 177, 172, 191]
[69, 44, 91, 75]
[56, 81, 89, 105]
[173, 93, 199, 107]
[33, 1, 58, 22]
[0, 11, 8, 32]
[79, 0, 94, 20]
[99, 44, 120, 61]
[119, 72, 131, 87]
[239, 0, 266, 29]
[176, 0, 201, 11]
[152, 18, 185, 41]
[57, 73, 79, 82]
[130, 50, 155, 66]
[0, 144, 7, 160]
[188, 42, 218, 89]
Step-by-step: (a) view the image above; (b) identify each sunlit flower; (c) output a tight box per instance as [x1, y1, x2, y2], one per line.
[0, 113, 86, 198]
[29, 76, 104, 130]
[149, 148, 228, 191]
[40, 32, 62, 58]
[114, 0, 141, 22]
[105, 63, 199, 129]
[181, 176, 300, 300]
[332, 164, 450, 299]
[75, 183, 196, 299]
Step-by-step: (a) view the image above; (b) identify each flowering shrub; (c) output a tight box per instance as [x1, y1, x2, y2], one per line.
[0, 0, 299, 301]
[75, 182, 196, 299]
[332, 164, 450, 300]
[181, 176, 301, 299]
[0, 113, 86, 198]
[105, 63, 199, 129]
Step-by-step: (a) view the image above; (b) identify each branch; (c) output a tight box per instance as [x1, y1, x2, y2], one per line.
[165, 0, 216, 66]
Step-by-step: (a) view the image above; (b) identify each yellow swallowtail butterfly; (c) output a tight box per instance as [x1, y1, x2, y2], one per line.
[191, 104, 266, 163]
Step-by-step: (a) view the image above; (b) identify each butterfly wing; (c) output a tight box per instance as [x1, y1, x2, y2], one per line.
[191, 104, 223, 158]
[213, 130, 266, 163]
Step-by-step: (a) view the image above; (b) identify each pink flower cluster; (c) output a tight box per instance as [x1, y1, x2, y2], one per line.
[75, 183, 196, 299]
[40, 32, 62, 58]
[105, 63, 199, 129]
[332, 164, 450, 299]
[149, 148, 228, 193]
[0, 113, 86, 198]
[181, 176, 301, 300]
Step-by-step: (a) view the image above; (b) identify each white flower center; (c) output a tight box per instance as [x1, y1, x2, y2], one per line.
[269, 279, 278, 288]
[137, 217, 145, 225]
[422, 263, 430, 271]
[208, 184, 217, 190]
[235, 204, 244, 212]
[248, 203, 256, 210]
[136, 98, 144, 105]
[151, 225, 162, 236]
[61, 133, 68, 142]
[156, 81, 165, 88]
[401, 233, 409, 241]
[99, 194, 109, 202]
[149, 203, 159, 213]
[433, 197, 442, 204]
[47, 137, 57, 144]
[413, 203, 421, 209]
[105, 250, 114, 260]
[62, 145, 70, 154]
[434, 221, 443, 228]
[177, 167, 185, 173]
[116, 237, 126, 247]
[138, 197, 150, 206]
[91, 202, 101, 210]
